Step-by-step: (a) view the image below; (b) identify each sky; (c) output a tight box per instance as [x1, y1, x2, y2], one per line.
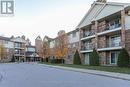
[0, 0, 129, 45]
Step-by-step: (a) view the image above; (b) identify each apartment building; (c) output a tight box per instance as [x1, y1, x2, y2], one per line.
[35, 36, 43, 58]
[11, 36, 26, 62]
[0, 36, 14, 62]
[66, 29, 80, 64]
[26, 45, 39, 62]
[46, 30, 79, 64]
[78, 0, 130, 65]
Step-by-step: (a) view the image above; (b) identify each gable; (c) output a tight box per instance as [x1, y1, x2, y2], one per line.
[78, 3, 104, 28]
[95, 4, 124, 20]
[11, 38, 26, 43]
[77, 2, 128, 29]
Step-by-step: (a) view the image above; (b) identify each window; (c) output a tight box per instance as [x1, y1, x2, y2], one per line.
[111, 36, 121, 47]
[72, 32, 76, 38]
[109, 19, 121, 30]
[5, 41, 8, 44]
[27, 48, 35, 52]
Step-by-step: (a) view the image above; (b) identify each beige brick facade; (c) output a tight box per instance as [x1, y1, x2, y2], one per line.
[98, 36, 106, 48]
[125, 29, 130, 55]
[79, 1, 130, 66]
[99, 52, 106, 65]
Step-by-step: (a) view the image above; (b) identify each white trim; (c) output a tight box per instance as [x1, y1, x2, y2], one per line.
[98, 46, 122, 51]
[80, 46, 122, 53]
[81, 35, 96, 41]
[80, 50, 93, 53]
[93, 3, 107, 20]
[77, 2, 97, 28]
[77, 2, 128, 29]
[97, 27, 121, 36]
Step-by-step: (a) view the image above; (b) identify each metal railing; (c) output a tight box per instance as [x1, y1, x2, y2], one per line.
[81, 43, 94, 51]
[105, 23, 121, 31]
[83, 32, 95, 38]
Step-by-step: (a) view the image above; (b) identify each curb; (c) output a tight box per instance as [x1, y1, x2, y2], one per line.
[42, 64, 130, 81]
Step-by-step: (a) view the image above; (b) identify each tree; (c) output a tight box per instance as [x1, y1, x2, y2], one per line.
[117, 48, 130, 67]
[0, 44, 6, 61]
[90, 48, 100, 66]
[42, 41, 50, 62]
[55, 32, 69, 63]
[73, 50, 81, 65]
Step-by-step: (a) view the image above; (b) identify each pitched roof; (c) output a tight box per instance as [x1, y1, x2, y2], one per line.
[11, 37, 26, 43]
[0, 36, 10, 41]
[77, 1, 130, 28]
[36, 36, 42, 40]
[67, 29, 79, 35]
[43, 35, 53, 42]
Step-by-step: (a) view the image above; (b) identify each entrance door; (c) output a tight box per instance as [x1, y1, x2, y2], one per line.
[85, 53, 90, 65]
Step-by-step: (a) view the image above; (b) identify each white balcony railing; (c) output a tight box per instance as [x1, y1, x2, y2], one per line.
[83, 32, 95, 38]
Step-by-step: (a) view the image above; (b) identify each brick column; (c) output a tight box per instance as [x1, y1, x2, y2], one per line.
[79, 28, 84, 63]
[95, 21, 98, 49]
[79, 28, 82, 51]
[121, 10, 126, 48]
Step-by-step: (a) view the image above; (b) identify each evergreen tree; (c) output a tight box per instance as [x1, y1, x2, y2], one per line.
[11, 55, 15, 62]
[117, 48, 130, 67]
[73, 50, 81, 65]
[90, 48, 100, 66]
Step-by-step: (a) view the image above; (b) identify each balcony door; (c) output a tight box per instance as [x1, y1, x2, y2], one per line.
[110, 51, 119, 65]
[85, 53, 90, 65]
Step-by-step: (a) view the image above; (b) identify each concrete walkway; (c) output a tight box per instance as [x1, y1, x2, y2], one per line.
[42, 64, 130, 81]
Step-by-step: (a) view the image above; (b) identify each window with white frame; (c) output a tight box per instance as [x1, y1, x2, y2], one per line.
[111, 36, 121, 47]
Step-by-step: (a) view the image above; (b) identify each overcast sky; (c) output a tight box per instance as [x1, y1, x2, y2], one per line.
[0, 0, 129, 45]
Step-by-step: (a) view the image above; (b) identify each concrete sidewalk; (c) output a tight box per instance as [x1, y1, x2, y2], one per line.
[42, 64, 130, 81]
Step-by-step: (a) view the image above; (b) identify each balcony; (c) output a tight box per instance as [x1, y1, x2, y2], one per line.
[80, 43, 94, 53]
[98, 20, 121, 36]
[15, 43, 25, 49]
[83, 31, 95, 37]
[15, 53, 25, 56]
[15, 46, 25, 49]
[81, 32, 96, 41]
[98, 42, 122, 51]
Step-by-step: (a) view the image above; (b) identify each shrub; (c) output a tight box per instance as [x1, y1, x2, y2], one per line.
[117, 48, 130, 67]
[73, 50, 81, 65]
[90, 48, 100, 66]
[10, 55, 15, 62]
[41, 58, 45, 62]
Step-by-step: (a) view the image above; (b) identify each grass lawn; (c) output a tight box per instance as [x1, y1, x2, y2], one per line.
[40, 62, 130, 74]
